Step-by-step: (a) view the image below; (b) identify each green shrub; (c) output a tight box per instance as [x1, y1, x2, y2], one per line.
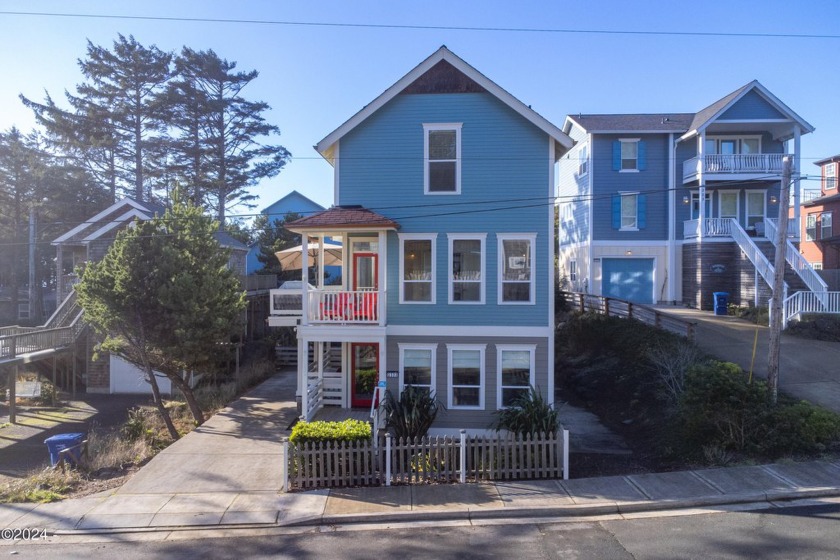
[491, 386, 559, 437]
[381, 386, 439, 440]
[289, 419, 371, 445]
[676, 360, 840, 459]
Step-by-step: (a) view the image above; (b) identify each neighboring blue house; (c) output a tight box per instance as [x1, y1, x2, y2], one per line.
[245, 190, 331, 274]
[557, 81, 820, 310]
[270, 47, 573, 431]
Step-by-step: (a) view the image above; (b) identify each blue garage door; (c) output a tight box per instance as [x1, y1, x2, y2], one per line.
[602, 258, 654, 304]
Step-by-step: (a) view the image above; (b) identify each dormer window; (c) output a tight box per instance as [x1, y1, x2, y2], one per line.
[424, 123, 462, 194]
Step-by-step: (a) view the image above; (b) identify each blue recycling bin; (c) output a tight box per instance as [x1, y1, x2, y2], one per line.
[713, 292, 729, 316]
[44, 433, 85, 466]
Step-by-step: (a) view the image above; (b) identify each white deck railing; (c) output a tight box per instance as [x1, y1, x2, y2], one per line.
[683, 218, 734, 238]
[729, 218, 783, 294]
[784, 291, 840, 325]
[683, 153, 784, 181]
[308, 290, 380, 324]
[303, 377, 324, 421]
[765, 219, 828, 295]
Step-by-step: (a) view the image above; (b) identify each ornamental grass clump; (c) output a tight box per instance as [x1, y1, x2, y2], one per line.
[491, 386, 559, 437]
[381, 386, 439, 441]
[289, 419, 372, 445]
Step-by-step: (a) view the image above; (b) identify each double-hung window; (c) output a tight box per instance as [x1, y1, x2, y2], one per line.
[448, 344, 485, 410]
[620, 139, 639, 171]
[399, 344, 436, 396]
[424, 123, 462, 194]
[821, 212, 833, 240]
[497, 345, 536, 409]
[620, 193, 638, 230]
[497, 233, 536, 304]
[578, 144, 589, 176]
[826, 164, 836, 191]
[806, 214, 817, 241]
[399, 234, 436, 303]
[448, 234, 485, 303]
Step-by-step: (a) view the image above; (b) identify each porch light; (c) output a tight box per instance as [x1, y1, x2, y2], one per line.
[625, 250, 633, 255]
[682, 195, 690, 204]
[769, 195, 778, 204]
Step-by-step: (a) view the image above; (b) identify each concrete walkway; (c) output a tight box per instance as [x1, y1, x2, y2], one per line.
[655, 306, 840, 414]
[2, 369, 840, 536]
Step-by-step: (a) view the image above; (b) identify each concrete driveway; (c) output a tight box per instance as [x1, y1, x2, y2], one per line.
[655, 306, 840, 414]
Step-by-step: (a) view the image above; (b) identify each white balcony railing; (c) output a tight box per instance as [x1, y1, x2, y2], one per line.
[683, 153, 784, 181]
[683, 218, 734, 238]
[308, 290, 380, 324]
[765, 219, 829, 295]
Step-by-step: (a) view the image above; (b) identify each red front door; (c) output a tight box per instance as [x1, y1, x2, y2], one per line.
[350, 343, 378, 408]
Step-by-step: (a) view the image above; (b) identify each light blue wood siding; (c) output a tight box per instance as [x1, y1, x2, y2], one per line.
[719, 90, 787, 121]
[591, 134, 669, 241]
[339, 92, 552, 327]
[557, 125, 590, 246]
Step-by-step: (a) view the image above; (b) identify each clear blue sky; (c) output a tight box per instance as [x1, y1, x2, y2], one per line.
[1, 0, 838, 214]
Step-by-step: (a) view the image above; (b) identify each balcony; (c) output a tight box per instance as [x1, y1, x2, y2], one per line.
[683, 153, 784, 183]
[268, 284, 383, 327]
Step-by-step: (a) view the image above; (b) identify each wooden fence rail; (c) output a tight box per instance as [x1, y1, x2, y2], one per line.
[560, 291, 696, 341]
[283, 429, 569, 491]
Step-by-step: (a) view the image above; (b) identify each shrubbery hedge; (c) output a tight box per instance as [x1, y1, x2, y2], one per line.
[289, 419, 372, 445]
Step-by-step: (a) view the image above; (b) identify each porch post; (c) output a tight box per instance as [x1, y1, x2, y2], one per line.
[55, 245, 63, 301]
[792, 127, 802, 236]
[378, 230, 387, 327]
[698, 131, 706, 240]
[297, 336, 306, 415]
[301, 233, 309, 326]
[317, 235, 325, 289]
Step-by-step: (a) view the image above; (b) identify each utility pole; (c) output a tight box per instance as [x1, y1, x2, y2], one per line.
[28, 208, 35, 323]
[767, 156, 792, 404]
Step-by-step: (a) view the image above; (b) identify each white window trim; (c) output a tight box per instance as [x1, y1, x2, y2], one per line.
[424, 123, 462, 195]
[718, 189, 740, 221]
[619, 138, 640, 173]
[813, 262, 824, 270]
[619, 191, 639, 231]
[398, 233, 437, 304]
[496, 233, 537, 305]
[745, 189, 767, 226]
[398, 343, 438, 395]
[447, 233, 486, 305]
[496, 344, 537, 410]
[578, 143, 589, 177]
[705, 135, 763, 154]
[447, 344, 486, 410]
[806, 213, 817, 241]
[825, 163, 837, 191]
[821, 212, 833, 239]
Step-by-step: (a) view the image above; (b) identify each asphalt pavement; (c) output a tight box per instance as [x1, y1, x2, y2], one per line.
[2, 365, 840, 537]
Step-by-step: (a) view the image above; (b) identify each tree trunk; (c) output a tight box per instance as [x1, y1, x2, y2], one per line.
[146, 364, 179, 440]
[168, 372, 205, 427]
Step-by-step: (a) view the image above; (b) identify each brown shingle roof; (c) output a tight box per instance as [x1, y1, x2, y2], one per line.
[286, 206, 399, 231]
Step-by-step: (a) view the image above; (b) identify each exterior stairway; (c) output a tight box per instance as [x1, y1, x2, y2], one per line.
[753, 240, 810, 294]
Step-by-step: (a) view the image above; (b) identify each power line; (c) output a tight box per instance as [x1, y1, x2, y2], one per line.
[1, 11, 838, 40]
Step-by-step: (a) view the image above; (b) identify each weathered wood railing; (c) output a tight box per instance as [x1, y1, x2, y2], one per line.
[283, 429, 569, 491]
[560, 291, 696, 341]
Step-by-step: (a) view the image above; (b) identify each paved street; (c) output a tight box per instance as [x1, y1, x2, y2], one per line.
[656, 306, 840, 414]
[4, 502, 840, 559]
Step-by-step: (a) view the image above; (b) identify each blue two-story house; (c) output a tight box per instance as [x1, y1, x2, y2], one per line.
[557, 81, 818, 310]
[276, 47, 572, 431]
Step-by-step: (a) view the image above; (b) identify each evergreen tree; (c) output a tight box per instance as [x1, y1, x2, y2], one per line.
[76, 191, 246, 437]
[253, 211, 301, 279]
[22, 34, 172, 202]
[168, 48, 290, 226]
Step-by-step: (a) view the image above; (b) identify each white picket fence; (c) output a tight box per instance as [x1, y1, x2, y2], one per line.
[283, 429, 569, 491]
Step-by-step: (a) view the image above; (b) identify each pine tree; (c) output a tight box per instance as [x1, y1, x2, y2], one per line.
[168, 48, 291, 226]
[76, 190, 246, 437]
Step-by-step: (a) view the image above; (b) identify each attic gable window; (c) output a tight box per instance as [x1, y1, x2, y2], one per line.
[424, 123, 462, 194]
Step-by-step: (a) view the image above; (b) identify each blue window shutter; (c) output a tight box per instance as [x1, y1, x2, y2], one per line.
[612, 196, 621, 229]
[638, 141, 647, 171]
[613, 141, 621, 170]
[638, 194, 647, 229]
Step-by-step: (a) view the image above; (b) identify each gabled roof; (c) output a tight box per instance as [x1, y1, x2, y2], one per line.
[285, 206, 399, 232]
[566, 113, 694, 134]
[315, 46, 573, 164]
[814, 154, 840, 167]
[261, 190, 325, 218]
[52, 197, 161, 245]
[214, 231, 249, 252]
[681, 80, 814, 141]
